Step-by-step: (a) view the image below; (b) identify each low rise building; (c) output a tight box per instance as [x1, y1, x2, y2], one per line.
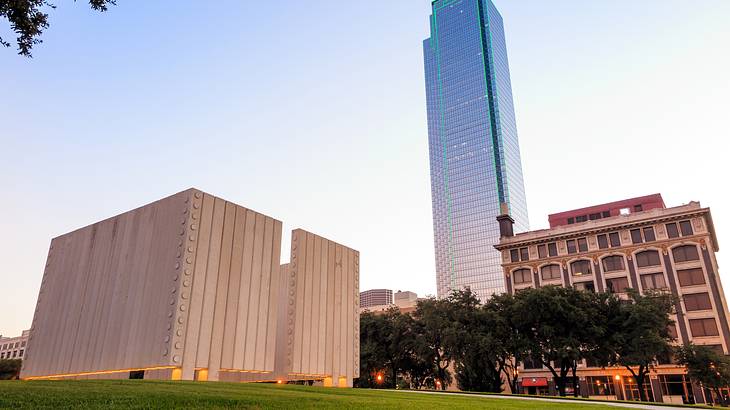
[358, 290, 421, 315]
[496, 195, 729, 405]
[0, 330, 29, 360]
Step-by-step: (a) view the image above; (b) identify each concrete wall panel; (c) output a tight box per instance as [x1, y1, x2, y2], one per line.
[20, 189, 356, 386]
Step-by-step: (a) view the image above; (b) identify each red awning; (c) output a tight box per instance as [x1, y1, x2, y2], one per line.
[522, 377, 548, 387]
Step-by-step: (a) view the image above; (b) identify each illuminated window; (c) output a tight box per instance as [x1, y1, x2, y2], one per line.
[571, 260, 592, 276]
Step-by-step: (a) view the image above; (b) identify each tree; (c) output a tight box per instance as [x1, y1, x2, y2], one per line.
[1, 0, 115, 57]
[676, 344, 730, 406]
[609, 290, 675, 401]
[357, 310, 395, 388]
[412, 295, 464, 390]
[384, 308, 418, 389]
[446, 289, 504, 393]
[357, 310, 394, 388]
[461, 292, 529, 394]
[356, 308, 418, 389]
[0, 359, 22, 380]
[511, 286, 607, 397]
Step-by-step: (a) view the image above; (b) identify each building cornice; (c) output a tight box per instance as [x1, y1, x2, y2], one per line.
[496, 203, 717, 251]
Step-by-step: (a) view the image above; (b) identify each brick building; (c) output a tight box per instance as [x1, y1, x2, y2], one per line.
[495, 195, 729, 405]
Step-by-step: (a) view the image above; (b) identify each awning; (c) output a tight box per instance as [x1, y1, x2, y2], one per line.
[521, 377, 548, 387]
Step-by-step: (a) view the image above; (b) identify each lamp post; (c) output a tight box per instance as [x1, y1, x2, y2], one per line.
[615, 374, 624, 400]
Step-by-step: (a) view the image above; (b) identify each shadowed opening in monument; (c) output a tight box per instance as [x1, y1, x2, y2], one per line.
[129, 370, 145, 380]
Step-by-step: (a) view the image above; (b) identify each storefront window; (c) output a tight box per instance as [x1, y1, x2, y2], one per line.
[623, 377, 654, 402]
[659, 374, 694, 404]
[587, 376, 616, 396]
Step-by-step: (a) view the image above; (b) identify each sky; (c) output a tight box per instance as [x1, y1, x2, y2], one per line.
[1, 0, 729, 337]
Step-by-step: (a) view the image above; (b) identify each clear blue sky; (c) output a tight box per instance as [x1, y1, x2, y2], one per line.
[1, 0, 728, 336]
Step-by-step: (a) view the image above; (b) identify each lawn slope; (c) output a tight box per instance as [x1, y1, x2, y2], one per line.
[0, 380, 628, 409]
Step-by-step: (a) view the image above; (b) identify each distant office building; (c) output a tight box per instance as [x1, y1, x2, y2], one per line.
[0, 330, 29, 360]
[359, 290, 421, 315]
[359, 289, 393, 309]
[394, 291, 421, 315]
[496, 195, 729, 405]
[394, 291, 418, 307]
[21, 189, 360, 387]
[424, 0, 529, 301]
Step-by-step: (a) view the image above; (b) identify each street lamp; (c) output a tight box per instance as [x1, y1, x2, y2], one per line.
[376, 373, 383, 384]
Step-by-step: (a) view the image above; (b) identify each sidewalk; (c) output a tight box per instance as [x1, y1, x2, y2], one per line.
[399, 390, 697, 410]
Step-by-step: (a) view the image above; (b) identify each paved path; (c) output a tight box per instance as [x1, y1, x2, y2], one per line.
[398, 390, 693, 409]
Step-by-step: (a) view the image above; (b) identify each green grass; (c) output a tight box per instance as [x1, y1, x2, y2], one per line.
[0, 380, 624, 409]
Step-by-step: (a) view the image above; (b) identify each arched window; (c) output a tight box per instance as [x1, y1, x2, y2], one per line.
[541, 264, 562, 281]
[602, 255, 625, 272]
[636, 250, 661, 268]
[513, 268, 532, 285]
[673, 245, 700, 263]
[571, 260, 592, 276]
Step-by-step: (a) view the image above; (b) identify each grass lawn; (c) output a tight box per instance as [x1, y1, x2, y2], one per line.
[0, 380, 621, 409]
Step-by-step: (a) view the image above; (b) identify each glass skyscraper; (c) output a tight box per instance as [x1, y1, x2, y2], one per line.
[424, 0, 528, 300]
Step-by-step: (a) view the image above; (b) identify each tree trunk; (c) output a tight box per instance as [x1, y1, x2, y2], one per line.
[636, 366, 646, 402]
[712, 387, 727, 407]
[544, 362, 568, 397]
[439, 364, 448, 390]
[636, 378, 645, 401]
[571, 362, 579, 397]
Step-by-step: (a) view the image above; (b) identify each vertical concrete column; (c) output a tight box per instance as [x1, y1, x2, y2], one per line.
[579, 378, 589, 398]
[614, 378, 624, 400]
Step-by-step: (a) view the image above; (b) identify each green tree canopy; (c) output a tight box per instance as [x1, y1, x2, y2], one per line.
[0, 359, 22, 380]
[676, 343, 730, 406]
[511, 286, 610, 397]
[1, 0, 115, 57]
[608, 290, 675, 401]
